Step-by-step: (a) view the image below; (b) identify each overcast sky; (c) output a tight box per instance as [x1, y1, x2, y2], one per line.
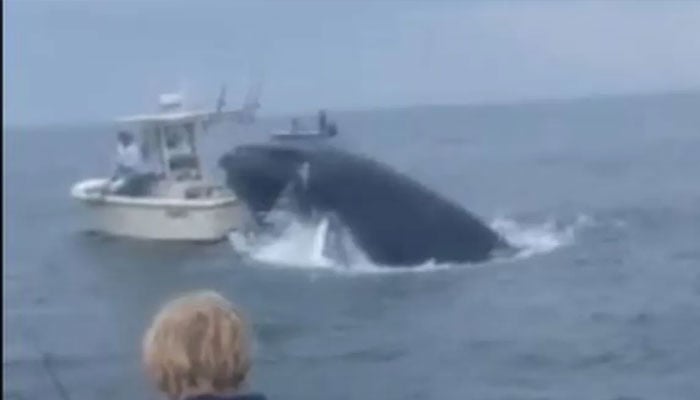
[4, 0, 700, 126]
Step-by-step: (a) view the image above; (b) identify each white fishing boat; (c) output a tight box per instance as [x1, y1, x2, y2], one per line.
[71, 87, 260, 241]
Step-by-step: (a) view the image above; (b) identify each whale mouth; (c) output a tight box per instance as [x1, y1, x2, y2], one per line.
[230, 210, 363, 269]
[219, 145, 309, 217]
[230, 164, 360, 268]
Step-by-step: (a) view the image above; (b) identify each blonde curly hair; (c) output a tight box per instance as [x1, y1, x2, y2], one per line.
[142, 291, 251, 399]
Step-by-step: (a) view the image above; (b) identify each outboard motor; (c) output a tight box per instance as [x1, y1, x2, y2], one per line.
[317, 110, 338, 137]
[326, 122, 338, 137]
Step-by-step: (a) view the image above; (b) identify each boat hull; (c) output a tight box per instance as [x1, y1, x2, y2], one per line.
[71, 179, 250, 241]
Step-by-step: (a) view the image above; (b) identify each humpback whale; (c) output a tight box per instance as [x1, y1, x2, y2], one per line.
[219, 143, 511, 266]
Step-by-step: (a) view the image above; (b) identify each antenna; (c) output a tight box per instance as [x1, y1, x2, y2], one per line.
[177, 76, 189, 109]
[216, 84, 227, 113]
[243, 78, 263, 111]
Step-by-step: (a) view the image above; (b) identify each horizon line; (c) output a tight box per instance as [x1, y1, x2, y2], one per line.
[5, 86, 700, 131]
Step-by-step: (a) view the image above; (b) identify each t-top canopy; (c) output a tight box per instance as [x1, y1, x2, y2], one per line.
[117, 110, 215, 126]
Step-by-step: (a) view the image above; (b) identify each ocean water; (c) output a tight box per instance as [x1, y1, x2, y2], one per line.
[4, 92, 700, 400]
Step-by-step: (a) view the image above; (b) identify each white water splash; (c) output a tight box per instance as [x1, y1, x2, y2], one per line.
[230, 213, 592, 274]
[247, 219, 335, 269]
[491, 217, 576, 259]
[229, 217, 449, 274]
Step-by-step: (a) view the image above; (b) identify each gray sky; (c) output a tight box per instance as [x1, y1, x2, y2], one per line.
[4, 0, 700, 126]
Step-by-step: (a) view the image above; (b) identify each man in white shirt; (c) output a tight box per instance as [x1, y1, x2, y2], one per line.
[115, 131, 145, 176]
[110, 131, 154, 196]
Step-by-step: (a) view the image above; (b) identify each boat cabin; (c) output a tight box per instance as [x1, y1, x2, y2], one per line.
[115, 98, 227, 199]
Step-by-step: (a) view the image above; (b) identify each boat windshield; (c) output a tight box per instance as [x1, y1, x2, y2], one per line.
[164, 124, 195, 155]
[161, 122, 201, 179]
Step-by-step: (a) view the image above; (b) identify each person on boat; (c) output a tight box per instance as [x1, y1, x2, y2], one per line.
[326, 122, 338, 137]
[114, 131, 144, 174]
[290, 118, 300, 134]
[317, 110, 337, 137]
[142, 290, 266, 400]
[318, 110, 327, 133]
[110, 131, 156, 196]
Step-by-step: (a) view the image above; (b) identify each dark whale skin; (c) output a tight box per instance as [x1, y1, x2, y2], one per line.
[219, 143, 510, 266]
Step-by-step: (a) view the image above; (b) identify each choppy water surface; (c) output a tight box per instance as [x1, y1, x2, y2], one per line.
[5, 92, 700, 400]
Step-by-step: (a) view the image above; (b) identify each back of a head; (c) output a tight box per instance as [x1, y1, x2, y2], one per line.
[142, 290, 251, 400]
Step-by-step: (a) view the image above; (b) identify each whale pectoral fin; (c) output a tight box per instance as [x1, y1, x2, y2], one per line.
[270, 181, 294, 211]
[269, 166, 313, 221]
[319, 214, 351, 267]
[293, 184, 314, 220]
[298, 161, 311, 188]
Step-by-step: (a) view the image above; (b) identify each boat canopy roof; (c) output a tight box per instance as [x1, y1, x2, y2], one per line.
[115, 84, 258, 131]
[117, 110, 214, 126]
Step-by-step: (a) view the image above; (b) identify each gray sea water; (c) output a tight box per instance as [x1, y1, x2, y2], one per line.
[4, 92, 700, 400]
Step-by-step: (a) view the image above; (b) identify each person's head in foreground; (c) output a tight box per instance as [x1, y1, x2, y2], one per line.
[142, 290, 265, 400]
